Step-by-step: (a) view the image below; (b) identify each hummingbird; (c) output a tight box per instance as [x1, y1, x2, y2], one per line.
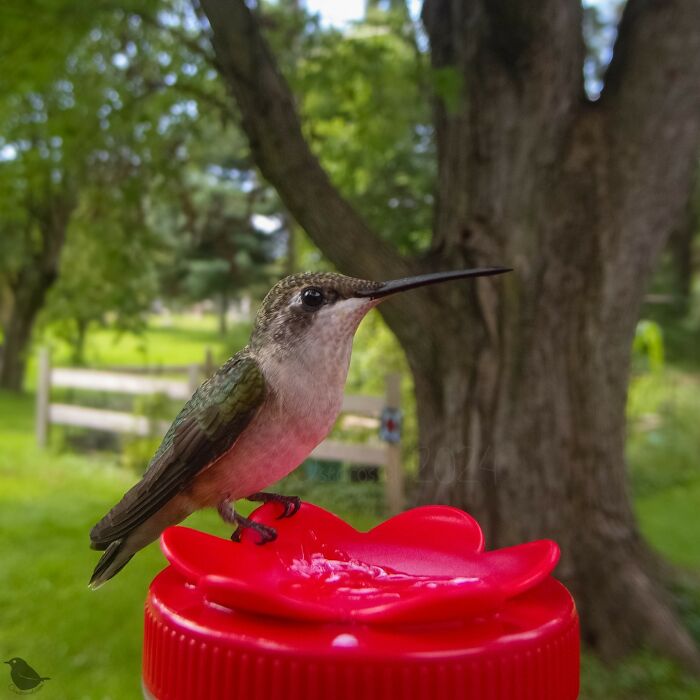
[89, 268, 510, 588]
[4, 658, 50, 691]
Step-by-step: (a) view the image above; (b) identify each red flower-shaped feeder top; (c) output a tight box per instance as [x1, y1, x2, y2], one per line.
[161, 502, 559, 625]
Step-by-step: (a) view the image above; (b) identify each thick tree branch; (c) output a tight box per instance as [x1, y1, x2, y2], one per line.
[421, 0, 584, 254]
[599, 0, 700, 309]
[197, 0, 409, 282]
[481, 0, 585, 90]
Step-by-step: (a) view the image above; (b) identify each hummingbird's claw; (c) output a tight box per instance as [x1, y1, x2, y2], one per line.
[229, 513, 277, 545]
[246, 492, 301, 520]
[254, 523, 278, 545]
[218, 501, 278, 545]
[281, 495, 301, 519]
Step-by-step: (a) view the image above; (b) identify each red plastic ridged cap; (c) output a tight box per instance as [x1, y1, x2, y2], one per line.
[142, 503, 580, 700]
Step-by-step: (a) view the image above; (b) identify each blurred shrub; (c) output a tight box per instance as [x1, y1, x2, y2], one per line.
[627, 371, 700, 497]
[53, 425, 121, 454]
[671, 577, 700, 645]
[580, 648, 700, 700]
[276, 465, 384, 520]
[121, 434, 163, 475]
[121, 393, 177, 474]
[632, 319, 665, 373]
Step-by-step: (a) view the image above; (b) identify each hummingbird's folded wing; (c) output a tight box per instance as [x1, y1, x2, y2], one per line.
[90, 349, 265, 549]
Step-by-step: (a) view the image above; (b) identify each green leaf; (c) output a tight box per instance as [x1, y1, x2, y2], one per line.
[431, 66, 464, 114]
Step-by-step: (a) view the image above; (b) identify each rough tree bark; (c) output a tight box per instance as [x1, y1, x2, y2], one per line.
[0, 185, 75, 391]
[199, 0, 700, 669]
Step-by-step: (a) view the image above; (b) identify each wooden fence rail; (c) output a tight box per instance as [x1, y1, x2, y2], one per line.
[35, 348, 404, 513]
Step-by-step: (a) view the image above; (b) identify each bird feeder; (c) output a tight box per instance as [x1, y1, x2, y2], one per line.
[142, 502, 579, 699]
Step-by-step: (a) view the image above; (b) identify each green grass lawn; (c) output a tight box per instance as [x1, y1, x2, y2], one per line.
[1, 319, 699, 699]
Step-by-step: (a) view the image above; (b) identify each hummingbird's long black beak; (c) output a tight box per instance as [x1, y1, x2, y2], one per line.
[355, 267, 512, 300]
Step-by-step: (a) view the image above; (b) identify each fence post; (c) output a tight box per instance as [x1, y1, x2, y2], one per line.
[187, 364, 200, 395]
[384, 373, 403, 515]
[204, 347, 215, 377]
[36, 347, 51, 448]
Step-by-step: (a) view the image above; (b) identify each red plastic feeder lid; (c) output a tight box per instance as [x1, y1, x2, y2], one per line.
[143, 503, 579, 700]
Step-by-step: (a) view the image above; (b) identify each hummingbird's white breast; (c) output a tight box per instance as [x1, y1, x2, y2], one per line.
[189, 297, 375, 504]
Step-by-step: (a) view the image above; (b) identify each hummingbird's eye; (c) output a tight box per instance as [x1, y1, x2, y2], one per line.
[301, 287, 324, 310]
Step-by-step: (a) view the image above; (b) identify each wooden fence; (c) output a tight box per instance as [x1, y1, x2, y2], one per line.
[35, 348, 404, 513]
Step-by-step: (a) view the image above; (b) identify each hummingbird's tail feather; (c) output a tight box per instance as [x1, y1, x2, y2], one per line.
[88, 539, 134, 590]
[89, 497, 193, 588]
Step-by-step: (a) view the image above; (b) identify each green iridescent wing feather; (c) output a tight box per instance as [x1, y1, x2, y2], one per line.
[90, 349, 265, 549]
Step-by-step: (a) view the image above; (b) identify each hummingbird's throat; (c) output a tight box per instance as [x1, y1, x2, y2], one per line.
[256, 296, 375, 414]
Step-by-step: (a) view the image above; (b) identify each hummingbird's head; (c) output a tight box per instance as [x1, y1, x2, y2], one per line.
[250, 271, 381, 358]
[249, 267, 510, 361]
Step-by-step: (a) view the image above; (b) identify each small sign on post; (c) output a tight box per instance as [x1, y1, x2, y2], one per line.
[380, 407, 402, 443]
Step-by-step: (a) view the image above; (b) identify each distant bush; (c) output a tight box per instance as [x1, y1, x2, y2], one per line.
[627, 371, 700, 497]
[632, 319, 665, 373]
[121, 393, 177, 474]
[580, 648, 700, 700]
[275, 466, 384, 520]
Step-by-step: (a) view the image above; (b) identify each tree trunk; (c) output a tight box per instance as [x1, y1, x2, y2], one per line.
[199, 0, 700, 669]
[71, 317, 89, 366]
[0, 185, 74, 391]
[395, 0, 700, 668]
[395, 162, 700, 665]
[1, 266, 63, 391]
[0, 295, 38, 392]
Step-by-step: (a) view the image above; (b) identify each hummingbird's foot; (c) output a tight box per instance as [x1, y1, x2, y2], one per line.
[217, 501, 278, 545]
[246, 492, 301, 520]
[233, 514, 278, 545]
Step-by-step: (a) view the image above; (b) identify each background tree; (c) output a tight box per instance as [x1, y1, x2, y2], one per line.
[0, 0, 224, 386]
[40, 182, 163, 365]
[155, 121, 283, 335]
[0, 87, 81, 390]
[198, 0, 700, 669]
[0, 1, 159, 388]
